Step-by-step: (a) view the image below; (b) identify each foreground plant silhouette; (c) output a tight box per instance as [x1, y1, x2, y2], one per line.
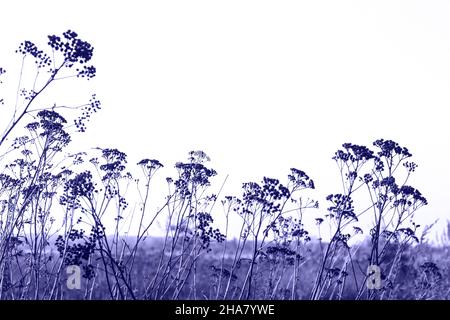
[0, 31, 447, 300]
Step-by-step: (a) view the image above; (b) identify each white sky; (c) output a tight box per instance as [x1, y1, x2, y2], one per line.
[1, 0, 450, 242]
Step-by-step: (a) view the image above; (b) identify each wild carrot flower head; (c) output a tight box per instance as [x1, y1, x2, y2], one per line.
[173, 151, 216, 197]
[288, 168, 315, 190]
[99, 148, 128, 181]
[138, 159, 164, 177]
[326, 193, 357, 221]
[334, 143, 374, 163]
[48, 30, 94, 65]
[17, 40, 52, 68]
[373, 139, 412, 158]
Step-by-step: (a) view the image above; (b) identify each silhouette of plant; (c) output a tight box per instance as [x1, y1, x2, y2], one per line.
[0, 31, 439, 301]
